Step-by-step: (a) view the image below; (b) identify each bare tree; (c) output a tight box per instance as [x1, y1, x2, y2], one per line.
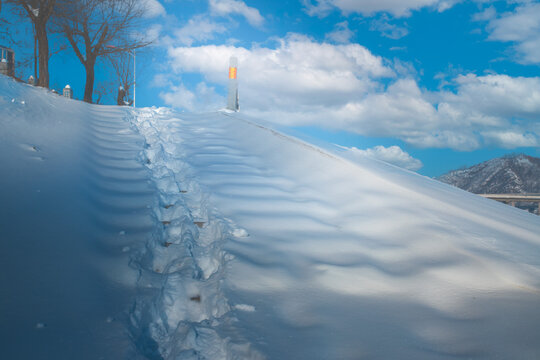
[94, 78, 115, 104]
[55, 0, 148, 103]
[107, 50, 134, 100]
[5, 0, 56, 87]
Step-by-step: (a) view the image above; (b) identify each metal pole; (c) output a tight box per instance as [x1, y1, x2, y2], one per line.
[227, 56, 239, 111]
[133, 49, 136, 108]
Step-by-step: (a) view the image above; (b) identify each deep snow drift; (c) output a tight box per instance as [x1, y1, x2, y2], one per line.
[0, 77, 154, 358]
[1, 75, 540, 359]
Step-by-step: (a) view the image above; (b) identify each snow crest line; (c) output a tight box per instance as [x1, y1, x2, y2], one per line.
[124, 108, 259, 359]
[221, 111, 341, 161]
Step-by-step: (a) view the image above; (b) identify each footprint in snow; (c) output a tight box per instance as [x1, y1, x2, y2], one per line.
[20, 144, 40, 152]
[20, 144, 45, 161]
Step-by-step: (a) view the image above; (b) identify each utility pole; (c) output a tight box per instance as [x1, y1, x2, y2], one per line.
[133, 49, 136, 108]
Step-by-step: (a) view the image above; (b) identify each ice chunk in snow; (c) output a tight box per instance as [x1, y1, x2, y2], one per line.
[232, 228, 249, 237]
[234, 304, 256, 312]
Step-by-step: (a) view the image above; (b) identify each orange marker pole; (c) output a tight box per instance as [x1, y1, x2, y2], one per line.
[229, 66, 237, 80]
[226, 57, 239, 111]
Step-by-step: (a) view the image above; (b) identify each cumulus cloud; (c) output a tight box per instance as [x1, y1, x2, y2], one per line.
[209, 0, 264, 27]
[440, 74, 540, 125]
[343, 145, 423, 171]
[472, 6, 496, 22]
[481, 130, 538, 148]
[160, 82, 223, 112]
[369, 14, 409, 39]
[325, 21, 355, 43]
[141, 0, 166, 18]
[173, 16, 227, 46]
[303, 0, 461, 18]
[143, 23, 164, 43]
[162, 35, 540, 151]
[484, 2, 540, 64]
[165, 34, 393, 109]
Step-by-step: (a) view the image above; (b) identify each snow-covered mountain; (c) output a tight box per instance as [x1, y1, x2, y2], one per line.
[437, 154, 540, 194]
[1, 74, 540, 360]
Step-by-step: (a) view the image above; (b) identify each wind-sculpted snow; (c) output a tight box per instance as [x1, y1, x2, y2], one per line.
[127, 108, 540, 359]
[2, 75, 540, 359]
[0, 77, 154, 358]
[125, 108, 263, 359]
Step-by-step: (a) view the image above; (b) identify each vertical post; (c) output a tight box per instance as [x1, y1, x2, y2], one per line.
[133, 49, 136, 108]
[63, 85, 73, 99]
[226, 56, 239, 111]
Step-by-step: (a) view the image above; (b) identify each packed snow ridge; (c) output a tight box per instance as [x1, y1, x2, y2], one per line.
[1, 75, 540, 359]
[126, 108, 260, 359]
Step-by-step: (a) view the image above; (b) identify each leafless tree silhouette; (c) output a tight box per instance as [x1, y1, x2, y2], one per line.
[55, 0, 149, 103]
[5, 0, 56, 87]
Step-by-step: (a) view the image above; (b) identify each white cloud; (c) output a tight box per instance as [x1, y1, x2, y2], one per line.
[140, 23, 163, 43]
[151, 73, 169, 88]
[472, 6, 496, 22]
[160, 82, 223, 112]
[166, 34, 393, 109]
[209, 0, 264, 27]
[162, 35, 540, 151]
[344, 145, 423, 171]
[303, 0, 334, 17]
[141, 0, 166, 18]
[481, 130, 538, 148]
[369, 14, 409, 39]
[325, 21, 354, 43]
[173, 16, 227, 46]
[485, 2, 540, 64]
[444, 74, 540, 121]
[303, 0, 461, 18]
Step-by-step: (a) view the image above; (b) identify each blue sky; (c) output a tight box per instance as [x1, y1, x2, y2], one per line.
[4, 0, 540, 176]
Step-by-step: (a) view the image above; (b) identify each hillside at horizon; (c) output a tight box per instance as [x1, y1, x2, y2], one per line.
[438, 154, 540, 194]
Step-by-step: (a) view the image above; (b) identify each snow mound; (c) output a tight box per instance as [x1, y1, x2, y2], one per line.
[2, 75, 540, 359]
[126, 108, 540, 359]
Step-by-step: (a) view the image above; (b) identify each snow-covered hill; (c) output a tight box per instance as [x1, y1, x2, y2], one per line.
[437, 154, 540, 194]
[1, 75, 540, 359]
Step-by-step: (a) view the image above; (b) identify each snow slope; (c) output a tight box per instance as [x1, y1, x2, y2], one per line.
[1, 75, 540, 359]
[130, 109, 540, 359]
[0, 77, 153, 359]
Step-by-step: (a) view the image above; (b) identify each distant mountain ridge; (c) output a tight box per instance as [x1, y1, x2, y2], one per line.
[437, 154, 540, 194]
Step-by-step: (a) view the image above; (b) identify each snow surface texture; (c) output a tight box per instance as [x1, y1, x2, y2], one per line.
[0, 76, 153, 358]
[2, 74, 540, 359]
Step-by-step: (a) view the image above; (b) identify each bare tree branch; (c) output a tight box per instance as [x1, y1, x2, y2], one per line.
[55, 0, 150, 103]
[107, 50, 133, 99]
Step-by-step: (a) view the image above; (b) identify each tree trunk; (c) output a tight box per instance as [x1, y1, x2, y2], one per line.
[83, 56, 96, 103]
[35, 20, 49, 88]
